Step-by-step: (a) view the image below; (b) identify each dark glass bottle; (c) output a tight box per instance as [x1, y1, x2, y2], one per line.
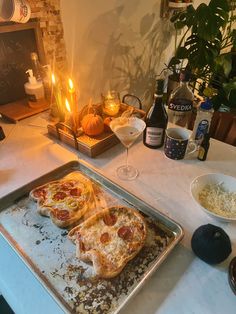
[143, 79, 168, 149]
[198, 133, 210, 161]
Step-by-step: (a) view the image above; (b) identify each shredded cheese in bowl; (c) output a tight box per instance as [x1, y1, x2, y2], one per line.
[199, 183, 236, 218]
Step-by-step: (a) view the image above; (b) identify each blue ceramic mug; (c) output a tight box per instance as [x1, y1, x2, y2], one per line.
[164, 128, 197, 160]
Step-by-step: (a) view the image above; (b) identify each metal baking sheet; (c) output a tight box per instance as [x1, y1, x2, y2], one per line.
[0, 160, 184, 314]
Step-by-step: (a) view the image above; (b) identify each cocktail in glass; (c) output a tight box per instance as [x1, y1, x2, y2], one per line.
[110, 117, 146, 180]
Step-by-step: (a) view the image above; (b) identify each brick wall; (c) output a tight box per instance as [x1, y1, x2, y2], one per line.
[28, 0, 67, 75]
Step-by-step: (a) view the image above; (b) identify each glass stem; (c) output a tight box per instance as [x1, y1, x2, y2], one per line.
[126, 147, 129, 170]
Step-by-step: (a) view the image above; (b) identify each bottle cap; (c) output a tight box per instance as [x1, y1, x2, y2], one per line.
[30, 52, 39, 61]
[180, 70, 191, 82]
[200, 98, 212, 110]
[156, 79, 164, 95]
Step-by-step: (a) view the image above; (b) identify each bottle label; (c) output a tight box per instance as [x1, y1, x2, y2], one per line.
[168, 102, 192, 112]
[198, 146, 205, 160]
[26, 93, 37, 102]
[195, 119, 209, 141]
[145, 127, 164, 146]
[168, 100, 192, 127]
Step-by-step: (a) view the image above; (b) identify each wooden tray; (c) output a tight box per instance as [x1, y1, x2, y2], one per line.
[47, 104, 145, 157]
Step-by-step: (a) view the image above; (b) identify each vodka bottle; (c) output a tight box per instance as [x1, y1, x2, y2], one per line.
[168, 71, 194, 128]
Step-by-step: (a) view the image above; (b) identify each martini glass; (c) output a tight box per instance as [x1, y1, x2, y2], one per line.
[110, 117, 146, 180]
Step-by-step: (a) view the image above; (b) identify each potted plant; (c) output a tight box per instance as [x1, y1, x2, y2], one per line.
[168, 0, 236, 111]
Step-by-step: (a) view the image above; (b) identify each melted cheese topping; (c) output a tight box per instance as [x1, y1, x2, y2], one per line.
[42, 180, 92, 209]
[79, 209, 145, 267]
[31, 178, 94, 223]
[199, 183, 236, 218]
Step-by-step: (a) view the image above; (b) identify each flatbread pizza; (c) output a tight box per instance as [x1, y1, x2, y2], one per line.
[68, 206, 147, 278]
[30, 174, 94, 228]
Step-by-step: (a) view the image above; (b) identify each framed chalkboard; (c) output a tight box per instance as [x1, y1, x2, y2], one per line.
[0, 21, 46, 105]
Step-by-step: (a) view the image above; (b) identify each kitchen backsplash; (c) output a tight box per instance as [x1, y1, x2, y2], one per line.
[29, 0, 67, 75]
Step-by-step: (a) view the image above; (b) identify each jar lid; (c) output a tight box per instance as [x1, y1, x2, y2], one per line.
[200, 98, 212, 110]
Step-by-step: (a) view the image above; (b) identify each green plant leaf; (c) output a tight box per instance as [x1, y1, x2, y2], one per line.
[171, 6, 196, 30]
[175, 21, 186, 30]
[215, 54, 232, 78]
[168, 0, 235, 104]
[184, 34, 220, 69]
[223, 77, 236, 96]
[231, 29, 236, 48]
[193, 0, 229, 41]
[168, 56, 181, 67]
[176, 47, 188, 59]
[209, 0, 229, 14]
[184, 6, 196, 28]
[170, 11, 182, 23]
[211, 91, 228, 110]
[211, 78, 236, 109]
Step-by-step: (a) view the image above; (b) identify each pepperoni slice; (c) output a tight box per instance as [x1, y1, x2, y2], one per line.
[33, 187, 46, 200]
[61, 181, 75, 191]
[117, 226, 133, 241]
[103, 213, 117, 226]
[100, 232, 110, 244]
[56, 209, 70, 221]
[53, 191, 67, 201]
[70, 188, 82, 197]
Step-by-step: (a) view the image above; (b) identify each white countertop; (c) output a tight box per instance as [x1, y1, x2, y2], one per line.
[0, 112, 236, 314]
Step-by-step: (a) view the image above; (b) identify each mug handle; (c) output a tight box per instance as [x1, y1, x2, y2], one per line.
[186, 140, 198, 156]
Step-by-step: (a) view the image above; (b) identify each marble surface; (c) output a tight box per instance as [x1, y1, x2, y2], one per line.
[0, 112, 236, 314]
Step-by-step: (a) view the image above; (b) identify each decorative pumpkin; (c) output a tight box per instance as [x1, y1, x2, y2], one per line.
[191, 224, 232, 264]
[81, 113, 104, 136]
[78, 103, 103, 126]
[103, 116, 113, 132]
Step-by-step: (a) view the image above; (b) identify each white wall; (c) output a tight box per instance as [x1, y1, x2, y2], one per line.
[60, 0, 208, 108]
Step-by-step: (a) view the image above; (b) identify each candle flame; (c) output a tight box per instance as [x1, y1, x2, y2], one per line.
[52, 73, 56, 85]
[68, 78, 74, 91]
[65, 98, 71, 112]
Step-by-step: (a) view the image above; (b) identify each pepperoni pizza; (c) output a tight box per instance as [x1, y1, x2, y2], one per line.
[30, 176, 94, 228]
[68, 206, 147, 278]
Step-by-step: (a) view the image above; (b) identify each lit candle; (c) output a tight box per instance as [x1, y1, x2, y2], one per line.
[65, 98, 71, 112]
[68, 78, 79, 132]
[65, 98, 72, 126]
[103, 90, 120, 116]
[68, 78, 75, 93]
[68, 78, 76, 110]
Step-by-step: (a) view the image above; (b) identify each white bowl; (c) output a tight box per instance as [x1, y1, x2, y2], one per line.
[190, 173, 236, 222]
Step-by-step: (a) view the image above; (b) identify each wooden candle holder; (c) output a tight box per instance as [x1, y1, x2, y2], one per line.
[47, 103, 145, 158]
